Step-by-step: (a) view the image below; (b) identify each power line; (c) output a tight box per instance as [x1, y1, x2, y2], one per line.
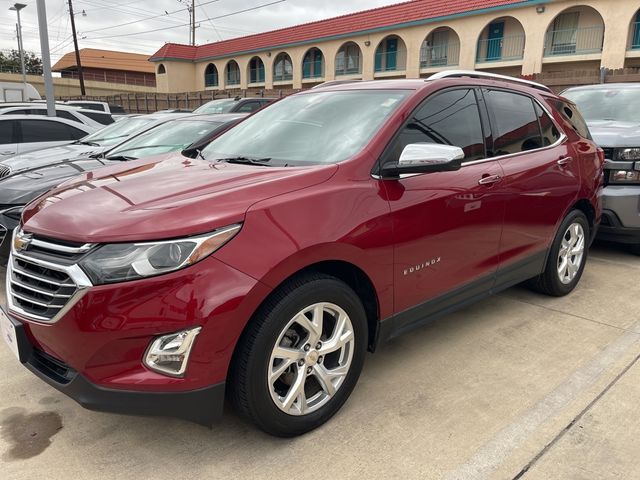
[87, 0, 286, 40]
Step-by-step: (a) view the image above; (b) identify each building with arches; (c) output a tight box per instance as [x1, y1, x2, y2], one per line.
[150, 0, 640, 93]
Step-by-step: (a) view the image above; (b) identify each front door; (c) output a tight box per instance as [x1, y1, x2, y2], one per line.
[487, 22, 505, 60]
[379, 88, 504, 317]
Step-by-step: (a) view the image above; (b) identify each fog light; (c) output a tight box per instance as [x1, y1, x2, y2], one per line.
[144, 327, 202, 377]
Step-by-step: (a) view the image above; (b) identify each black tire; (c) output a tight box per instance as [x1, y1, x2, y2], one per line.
[529, 210, 590, 297]
[228, 273, 368, 437]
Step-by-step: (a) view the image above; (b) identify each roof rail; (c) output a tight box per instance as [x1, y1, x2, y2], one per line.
[311, 79, 363, 89]
[428, 70, 552, 93]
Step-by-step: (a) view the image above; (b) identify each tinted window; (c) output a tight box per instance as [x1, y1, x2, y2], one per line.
[535, 103, 561, 146]
[109, 105, 126, 114]
[68, 102, 105, 112]
[554, 100, 591, 139]
[80, 111, 115, 125]
[383, 89, 486, 165]
[0, 120, 17, 143]
[486, 90, 542, 155]
[57, 110, 82, 123]
[19, 119, 83, 142]
[236, 101, 261, 113]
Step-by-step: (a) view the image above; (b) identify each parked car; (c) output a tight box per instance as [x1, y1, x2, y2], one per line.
[194, 96, 275, 114]
[0, 104, 114, 128]
[0, 115, 95, 160]
[64, 100, 126, 115]
[1, 72, 603, 437]
[0, 82, 40, 102]
[563, 84, 640, 254]
[0, 112, 192, 179]
[0, 113, 246, 262]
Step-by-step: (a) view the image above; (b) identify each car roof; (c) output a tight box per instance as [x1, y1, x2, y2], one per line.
[563, 83, 640, 92]
[0, 114, 94, 130]
[0, 103, 107, 112]
[171, 113, 248, 122]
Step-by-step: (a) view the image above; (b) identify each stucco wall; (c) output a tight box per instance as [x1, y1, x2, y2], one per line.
[154, 0, 640, 92]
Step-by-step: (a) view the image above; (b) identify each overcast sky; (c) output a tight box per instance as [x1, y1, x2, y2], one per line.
[0, 0, 406, 62]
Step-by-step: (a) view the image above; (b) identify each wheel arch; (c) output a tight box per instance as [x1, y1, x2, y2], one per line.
[571, 198, 597, 242]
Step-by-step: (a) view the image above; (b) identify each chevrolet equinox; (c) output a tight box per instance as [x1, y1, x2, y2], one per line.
[1, 72, 604, 437]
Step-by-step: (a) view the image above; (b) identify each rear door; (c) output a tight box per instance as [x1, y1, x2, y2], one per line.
[483, 88, 580, 277]
[16, 119, 88, 155]
[381, 88, 505, 316]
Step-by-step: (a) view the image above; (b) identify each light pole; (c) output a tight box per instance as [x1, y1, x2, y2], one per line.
[9, 3, 27, 85]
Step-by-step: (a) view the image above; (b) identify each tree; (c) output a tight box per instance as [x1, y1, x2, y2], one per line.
[0, 50, 43, 75]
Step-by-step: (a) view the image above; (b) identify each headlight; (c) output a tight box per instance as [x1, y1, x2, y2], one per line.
[608, 170, 640, 185]
[79, 224, 242, 285]
[617, 148, 640, 161]
[1, 206, 24, 221]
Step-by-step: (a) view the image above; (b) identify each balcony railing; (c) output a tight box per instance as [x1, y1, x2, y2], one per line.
[544, 25, 604, 56]
[374, 51, 406, 72]
[476, 34, 525, 62]
[204, 73, 218, 87]
[302, 61, 324, 79]
[335, 62, 361, 76]
[249, 68, 265, 84]
[420, 42, 460, 68]
[226, 74, 240, 86]
[273, 72, 293, 82]
[630, 22, 640, 50]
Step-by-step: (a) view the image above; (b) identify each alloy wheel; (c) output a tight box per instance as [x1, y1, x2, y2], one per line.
[557, 222, 585, 285]
[268, 302, 355, 416]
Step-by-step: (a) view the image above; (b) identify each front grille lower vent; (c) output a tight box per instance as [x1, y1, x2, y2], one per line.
[0, 164, 10, 179]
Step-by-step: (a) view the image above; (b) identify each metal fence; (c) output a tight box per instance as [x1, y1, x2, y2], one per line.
[477, 34, 526, 63]
[544, 26, 605, 57]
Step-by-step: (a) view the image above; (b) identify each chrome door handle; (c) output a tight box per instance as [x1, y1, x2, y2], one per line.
[478, 175, 502, 185]
[557, 156, 574, 166]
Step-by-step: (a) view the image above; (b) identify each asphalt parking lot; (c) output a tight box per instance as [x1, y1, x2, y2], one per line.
[1, 243, 639, 480]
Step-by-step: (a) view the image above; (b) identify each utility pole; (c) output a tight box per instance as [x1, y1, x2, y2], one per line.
[9, 3, 27, 85]
[191, 0, 196, 46]
[36, 0, 55, 116]
[68, 0, 86, 96]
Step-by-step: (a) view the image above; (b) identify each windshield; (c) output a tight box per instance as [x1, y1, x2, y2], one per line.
[82, 116, 154, 146]
[107, 119, 222, 159]
[194, 99, 237, 114]
[563, 88, 640, 123]
[202, 90, 410, 166]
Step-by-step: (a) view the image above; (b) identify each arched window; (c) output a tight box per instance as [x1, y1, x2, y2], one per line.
[157, 64, 166, 74]
[544, 6, 604, 57]
[248, 57, 265, 84]
[204, 63, 218, 87]
[477, 17, 526, 62]
[273, 53, 293, 82]
[335, 42, 361, 76]
[302, 48, 324, 79]
[226, 60, 240, 86]
[374, 35, 406, 72]
[420, 28, 460, 68]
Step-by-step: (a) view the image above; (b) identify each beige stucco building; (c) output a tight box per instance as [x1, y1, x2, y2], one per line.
[150, 0, 640, 93]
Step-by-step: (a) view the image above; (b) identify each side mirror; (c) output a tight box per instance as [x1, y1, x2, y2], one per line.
[380, 143, 464, 178]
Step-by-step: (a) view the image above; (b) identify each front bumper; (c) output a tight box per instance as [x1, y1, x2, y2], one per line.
[5, 253, 271, 424]
[598, 209, 640, 244]
[598, 184, 640, 244]
[8, 315, 224, 425]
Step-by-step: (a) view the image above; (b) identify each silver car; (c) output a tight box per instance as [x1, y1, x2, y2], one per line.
[563, 84, 640, 255]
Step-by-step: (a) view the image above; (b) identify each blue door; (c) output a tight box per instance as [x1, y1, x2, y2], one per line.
[487, 21, 505, 60]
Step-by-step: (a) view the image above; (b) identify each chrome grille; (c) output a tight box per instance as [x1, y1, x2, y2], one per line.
[6, 230, 93, 323]
[0, 164, 10, 179]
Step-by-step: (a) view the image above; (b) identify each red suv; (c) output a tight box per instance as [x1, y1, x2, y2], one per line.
[1, 72, 603, 437]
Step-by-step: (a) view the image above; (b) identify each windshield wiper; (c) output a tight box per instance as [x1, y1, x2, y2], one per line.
[75, 140, 101, 146]
[216, 156, 272, 166]
[105, 155, 136, 161]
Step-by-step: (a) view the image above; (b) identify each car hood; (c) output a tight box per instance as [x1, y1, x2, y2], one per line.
[0, 157, 112, 207]
[587, 121, 640, 148]
[0, 143, 108, 176]
[22, 155, 338, 243]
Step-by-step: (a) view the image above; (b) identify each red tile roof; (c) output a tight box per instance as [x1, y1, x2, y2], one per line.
[151, 0, 531, 62]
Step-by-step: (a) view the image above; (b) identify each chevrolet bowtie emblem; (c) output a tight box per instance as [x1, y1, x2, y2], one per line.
[13, 231, 32, 252]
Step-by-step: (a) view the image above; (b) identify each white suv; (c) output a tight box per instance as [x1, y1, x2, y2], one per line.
[0, 104, 113, 128]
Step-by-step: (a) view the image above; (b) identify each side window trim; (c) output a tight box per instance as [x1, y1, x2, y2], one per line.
[372, 86, 491, 176]
[471, 87, 567, 166]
